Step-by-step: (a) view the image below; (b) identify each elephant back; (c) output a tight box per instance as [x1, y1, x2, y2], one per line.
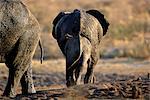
[80, 10, 103, 45]
[0, 0, 29, 29]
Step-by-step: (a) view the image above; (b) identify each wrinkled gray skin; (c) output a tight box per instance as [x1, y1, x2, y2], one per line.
[52, 9, 109, 87]
[0, 0, 43, 97]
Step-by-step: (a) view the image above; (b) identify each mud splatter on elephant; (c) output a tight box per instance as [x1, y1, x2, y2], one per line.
[0, 0, 43, 97]
[52, 9, 109, 87]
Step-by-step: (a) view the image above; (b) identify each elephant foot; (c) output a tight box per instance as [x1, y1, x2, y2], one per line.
[66, 79, 76, 87]
[91, 75, 96, 83]
[22, 86, 36, 95]
[84, 75, 96, 84]
[76, 80, 81, 85]
[76, 77, 82, 85]
[66, 81, 76, 87]
[28, 87, 36, 94]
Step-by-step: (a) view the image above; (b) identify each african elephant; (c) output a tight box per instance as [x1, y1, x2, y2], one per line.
[0, 0, 43, 97]
[52, 9, 109, 87]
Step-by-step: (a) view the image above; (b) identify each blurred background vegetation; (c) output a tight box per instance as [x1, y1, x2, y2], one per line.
[24, 0, 150, 60]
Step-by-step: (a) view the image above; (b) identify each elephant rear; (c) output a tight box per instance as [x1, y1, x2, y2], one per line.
[0, 0, 40, 63]
[0, 0, 41, 97]
[52, 9, 109, 86]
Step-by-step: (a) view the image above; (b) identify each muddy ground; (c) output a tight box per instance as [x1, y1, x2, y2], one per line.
[0, 58, 149, 99]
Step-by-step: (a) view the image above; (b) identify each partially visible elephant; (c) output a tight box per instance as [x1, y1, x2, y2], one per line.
[52, 9, 109, 87]
[0, 0, 43, 97]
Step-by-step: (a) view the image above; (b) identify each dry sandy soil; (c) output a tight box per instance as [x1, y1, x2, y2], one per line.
[0, 58, 149, 99]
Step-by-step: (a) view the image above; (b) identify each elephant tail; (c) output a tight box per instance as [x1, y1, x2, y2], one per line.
[68, 53, 82, 71]
[39, 39, 44, 64]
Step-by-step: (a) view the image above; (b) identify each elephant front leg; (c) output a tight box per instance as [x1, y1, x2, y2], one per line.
[66, 52, 79, 87]
[65, 40, 80, 87]
[20, 63, 36, 95]
[66, 67, 76, 87]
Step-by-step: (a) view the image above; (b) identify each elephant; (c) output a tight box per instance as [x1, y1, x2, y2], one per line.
[0, 0, 43, 97]
[52, 9, 109, 87]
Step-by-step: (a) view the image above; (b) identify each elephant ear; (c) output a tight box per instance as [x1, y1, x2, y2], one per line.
[86, 10, 109, 36]
[52, 12, 65, 39]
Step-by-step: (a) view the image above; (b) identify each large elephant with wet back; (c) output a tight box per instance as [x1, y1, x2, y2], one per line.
[0, 0, 43, 97]
[52, 9, 109, 87]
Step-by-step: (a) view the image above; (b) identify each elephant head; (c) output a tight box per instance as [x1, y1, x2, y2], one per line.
[86, 10, 109, 36]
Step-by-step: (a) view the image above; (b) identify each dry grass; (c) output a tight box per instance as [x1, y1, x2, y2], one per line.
[0, 58, 148, 75]
[33, 58, 150, 75]
[22, 0, 150, 59]
[1, 58, 149, 76]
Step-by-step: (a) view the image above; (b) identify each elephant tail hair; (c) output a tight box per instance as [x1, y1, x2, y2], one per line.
[39, 39, 44, 64]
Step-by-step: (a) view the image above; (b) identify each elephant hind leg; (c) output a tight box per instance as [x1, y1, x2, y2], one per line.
[66, 68, 76, 87]
[75, 37, 92, 84]
[4, 57, 32, 97]
[20, 63, 36, 95]
[74, 55, 83, 85]
[84, 58, 97, 84]
[75, 52, 90, 85]
[3, 68, 15, 97]
[3, 32, 38, 97]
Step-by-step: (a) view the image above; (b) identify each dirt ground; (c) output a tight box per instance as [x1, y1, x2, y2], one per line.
[0, 58, 149, 99]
